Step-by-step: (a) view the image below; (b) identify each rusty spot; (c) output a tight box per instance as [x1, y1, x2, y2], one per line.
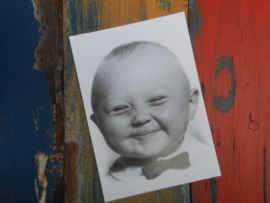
[65, 141, 80, 203]
[249, 120, 259, 131]
[50, 153, 63, 160]
[32, 1, 64, 201]
[35, 152, 48, 203]
[32, 0, 64, 152]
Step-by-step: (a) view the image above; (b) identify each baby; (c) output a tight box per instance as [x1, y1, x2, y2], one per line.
[90, 41, 207, 181]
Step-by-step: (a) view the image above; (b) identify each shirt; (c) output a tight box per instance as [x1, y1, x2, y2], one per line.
[108, 133, 211, 182]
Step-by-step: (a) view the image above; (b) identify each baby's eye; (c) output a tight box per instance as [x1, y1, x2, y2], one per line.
[149, 96, 166, 106]
[112, 105, 129, 114]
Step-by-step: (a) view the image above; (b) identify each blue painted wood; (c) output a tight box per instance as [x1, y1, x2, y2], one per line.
[0, 1, 63, 202]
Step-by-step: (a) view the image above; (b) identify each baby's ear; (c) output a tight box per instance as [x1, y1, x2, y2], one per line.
[188, 88, 199, 121]
[90, 114, 98, 126]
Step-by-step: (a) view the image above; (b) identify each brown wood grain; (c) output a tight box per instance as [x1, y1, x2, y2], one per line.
[63, 0, 189, 202]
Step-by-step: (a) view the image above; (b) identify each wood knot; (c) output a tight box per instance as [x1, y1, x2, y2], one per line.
[249, 120, 259, 131]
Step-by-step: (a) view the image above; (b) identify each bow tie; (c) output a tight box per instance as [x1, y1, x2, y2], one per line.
[141, 151, 191, 180]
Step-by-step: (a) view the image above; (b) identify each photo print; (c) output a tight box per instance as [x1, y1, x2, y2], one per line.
[69, 12, 221, 202]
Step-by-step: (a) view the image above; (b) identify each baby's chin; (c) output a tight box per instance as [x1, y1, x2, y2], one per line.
[106, 131, 185, 158]
[110, 140, 183, 159]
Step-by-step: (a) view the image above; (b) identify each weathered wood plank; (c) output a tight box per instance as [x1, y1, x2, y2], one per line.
[0, 0, 64, 202]
[189, 0, 270, 202]
[63, 0, 189, 202]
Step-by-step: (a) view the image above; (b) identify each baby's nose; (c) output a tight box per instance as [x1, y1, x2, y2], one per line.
[131, 109, 151, 127]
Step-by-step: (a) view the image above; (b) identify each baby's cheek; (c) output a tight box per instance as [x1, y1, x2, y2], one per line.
[108, 117, 131, 136]
[150, 104, 171, 117]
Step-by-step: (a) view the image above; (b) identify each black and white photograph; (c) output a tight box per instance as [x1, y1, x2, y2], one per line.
[70, 12, 221, 202]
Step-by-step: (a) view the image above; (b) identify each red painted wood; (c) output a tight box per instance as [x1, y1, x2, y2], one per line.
[190, 0, 270, 202]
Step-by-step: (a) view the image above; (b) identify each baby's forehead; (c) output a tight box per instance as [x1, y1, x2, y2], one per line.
[100, 47, 181, 74]
[109, 45, 176, 62]
[92, 43, 191, 100]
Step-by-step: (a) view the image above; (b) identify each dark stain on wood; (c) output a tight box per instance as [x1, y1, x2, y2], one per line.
[216, 142, 220, 147]
[233, 136, 235, 151]
[213, 56, 236, 113]
[201, 83, 205, 99]
[205, 181, 208, 190]
[53, 176, 65, 203]
[264, 147, 267, 203]
[65, 141, 79, 203]
[209, 178, 218, 203]
[211, 129, 215, 135]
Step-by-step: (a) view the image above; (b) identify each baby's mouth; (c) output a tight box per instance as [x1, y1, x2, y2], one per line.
[129, 130, 160, 141]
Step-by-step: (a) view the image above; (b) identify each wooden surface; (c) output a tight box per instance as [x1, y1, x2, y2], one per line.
[190, 0, 270, 202]
[63, 0, 190, 202]
[1, 0, 269, 202]
[0, 1, 64, 203]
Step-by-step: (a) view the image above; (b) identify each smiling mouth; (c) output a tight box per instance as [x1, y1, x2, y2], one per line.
[129, 130, 160, 141]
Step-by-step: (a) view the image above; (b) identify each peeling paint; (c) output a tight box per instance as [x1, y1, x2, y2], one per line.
[233, 136, 235, 151]
[201, 84, 205, 99]
[35, 179, 39, 201]
[33, 107, 41, 131]
[264, 147, 267, 203]
[32, 0, 64, 110]
[205, 181, 208, 189]
[188, 0, 203, 49]
[213, 56, 236, 113]
[192, 195, 197, 203]
[33, 117, 39, 131]
[139, 0, 148, 21]
[211, 129, 215, 135]
[156, 0, 172, 12]
[31, 1, 64, 201]
[209, 178, 218, 203]
[157, 192, 164, 203]
[35, 152, 48, 203]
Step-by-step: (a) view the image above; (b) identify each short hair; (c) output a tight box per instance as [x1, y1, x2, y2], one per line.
[91, 41, 191, 111]
[103, 41, 178, 61]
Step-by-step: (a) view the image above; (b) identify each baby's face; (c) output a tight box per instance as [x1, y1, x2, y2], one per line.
[92, 53, 195, 158]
